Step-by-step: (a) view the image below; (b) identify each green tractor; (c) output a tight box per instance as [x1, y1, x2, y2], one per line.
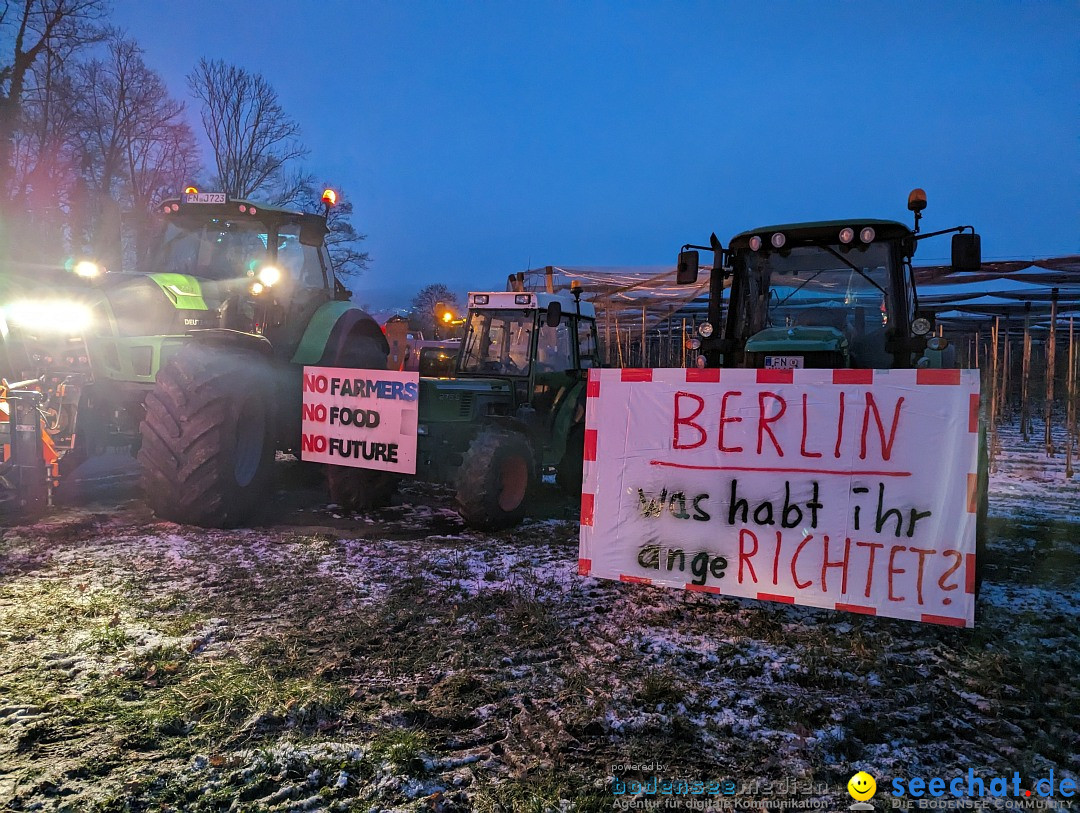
[130, 192, 389, 527]
[675, 188, 989, 583]
[331, 289, 599, 530]
[0, 191, 387, 526]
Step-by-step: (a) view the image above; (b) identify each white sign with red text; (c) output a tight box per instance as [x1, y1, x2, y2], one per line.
[577, 368, 981, 627]
[301, 366, 419, 474]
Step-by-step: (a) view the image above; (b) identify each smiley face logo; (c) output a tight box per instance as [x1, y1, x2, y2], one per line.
[848, 771, 877, 802]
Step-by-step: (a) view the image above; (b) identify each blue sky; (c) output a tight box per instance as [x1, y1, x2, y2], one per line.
[112, 1, 1079, 309]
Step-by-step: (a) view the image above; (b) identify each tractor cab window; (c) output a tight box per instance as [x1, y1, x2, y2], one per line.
[459, 309, 534, 376]
[536, 321, 573, 372]
[748, 243, 893, 340]
[154, 219, 269, 281]
[276, 223, 327, 288]
[577, 318, 599, 368]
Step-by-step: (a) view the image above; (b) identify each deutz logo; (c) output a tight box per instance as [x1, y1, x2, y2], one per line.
[184, 318, 203, 326]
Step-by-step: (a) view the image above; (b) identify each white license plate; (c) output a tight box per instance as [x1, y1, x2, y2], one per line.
[183, 192, 227, 204]
[764, 355, 803, 369]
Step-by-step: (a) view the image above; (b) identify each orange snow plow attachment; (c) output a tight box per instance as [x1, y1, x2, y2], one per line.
[0, 378, 58, 518]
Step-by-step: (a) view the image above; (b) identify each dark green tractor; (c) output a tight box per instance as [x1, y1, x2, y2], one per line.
[331, 290, 599, 530]
[676, 188, 989, 585]
[78, 191, 389, 527]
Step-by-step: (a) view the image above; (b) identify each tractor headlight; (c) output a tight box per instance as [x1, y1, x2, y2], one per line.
[257, 265, 283, 287]
[911, 317, 932, 336]
[73, 260, 102, 278]
[4, 300, 93, 334]
[927, 336, 948, 351]
[697, 322, 714, 338]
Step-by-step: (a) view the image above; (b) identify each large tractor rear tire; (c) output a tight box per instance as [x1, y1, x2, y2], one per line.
[324, 333, 398, 511]
[139, 344, 274, 528]
[455, 428, 534, 530]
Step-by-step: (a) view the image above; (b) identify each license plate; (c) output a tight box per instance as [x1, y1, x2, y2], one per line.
[764, 355, 803, 369]
[183, 192, 226, 204]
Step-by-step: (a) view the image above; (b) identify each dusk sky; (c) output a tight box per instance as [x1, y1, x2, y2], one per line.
[112, 1, 1079, 309]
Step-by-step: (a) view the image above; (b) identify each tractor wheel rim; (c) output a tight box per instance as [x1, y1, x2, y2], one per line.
[234, 399, 265, 488]
[498, 455, 528, 512]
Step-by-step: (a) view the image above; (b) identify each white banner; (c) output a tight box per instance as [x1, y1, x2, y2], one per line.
[578, 368, 981, 627]
[300, 366, 419, 474]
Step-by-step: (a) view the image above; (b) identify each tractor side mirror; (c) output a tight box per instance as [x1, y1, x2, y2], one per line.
[677, 250, 699, 284]
[951, 233, 981, 272]
[299, 217, 328, 247]
[546, 301, 562, 328]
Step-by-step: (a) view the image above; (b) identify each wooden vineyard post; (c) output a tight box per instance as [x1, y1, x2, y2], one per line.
[1067, 316, 1076, 480]
[604, 298, 612, 366]
[1001, 321, 1010, 420]
[613, 313, 624, 367]
[1021, 304, 1032, 441]
[635, 306, 643, 367]
[990, 318, 1000, 471]
[1045, 288, 1058, 457]
[681, 318, 688, 368]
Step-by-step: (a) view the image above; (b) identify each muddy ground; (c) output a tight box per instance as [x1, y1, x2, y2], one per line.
[0, 425, 1078, 812]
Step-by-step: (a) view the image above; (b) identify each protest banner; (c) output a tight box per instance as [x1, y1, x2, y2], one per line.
[577, 368, 981, 626]
[300, 366, 419, 474]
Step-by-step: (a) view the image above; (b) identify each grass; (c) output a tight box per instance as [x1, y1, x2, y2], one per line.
[2, 479, 1077, 810]
[152, 656, 351, 744]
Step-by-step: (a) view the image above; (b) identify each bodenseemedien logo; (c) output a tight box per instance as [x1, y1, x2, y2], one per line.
[849, 771, 878, 810]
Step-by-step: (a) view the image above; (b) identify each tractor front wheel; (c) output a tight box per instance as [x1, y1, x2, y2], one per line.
[455, 429, 534, 530]
[139, 345, 274, 527]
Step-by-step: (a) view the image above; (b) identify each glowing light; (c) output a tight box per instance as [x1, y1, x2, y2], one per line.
[257, 265, 282, 287]
[321, 188, 337, 207]
[184, 186, 198, 194]
[5, 300, 93, 334]
[250, 282, 265, 295]
[442, 311, 453, 323]
[73, 260, 101, 278]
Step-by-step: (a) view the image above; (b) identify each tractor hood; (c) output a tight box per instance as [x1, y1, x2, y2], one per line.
[93, 272, 258, 337]
[145, 273, 211, 310]
[744, 325, 849, 354]
[418, 376, 514, 423]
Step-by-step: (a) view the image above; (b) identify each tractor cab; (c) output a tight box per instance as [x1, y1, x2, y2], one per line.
[457, 291, 598, 378]
[111, 191, 342, 351]
[677, 190, 981, 370]
[414, 290, 599, 525]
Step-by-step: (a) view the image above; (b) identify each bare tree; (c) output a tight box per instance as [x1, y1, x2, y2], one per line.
[5, 46, 83, 265]
[411, 283, 460, 338]
[0, 0, 107, 202]
[68, 34, 200, 270]
[187, 58, 306, 199]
